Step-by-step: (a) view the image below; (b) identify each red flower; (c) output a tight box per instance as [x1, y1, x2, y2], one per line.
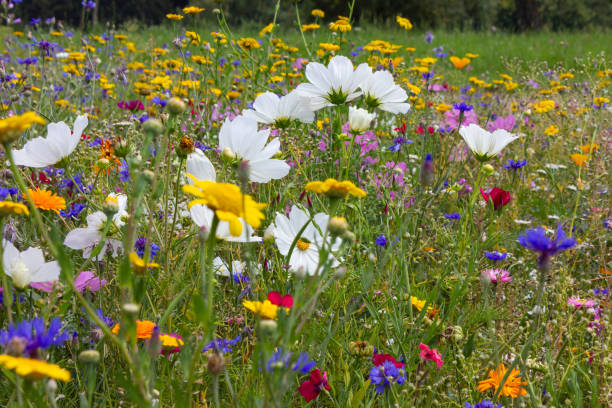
[418, 343, 444, 369]
[372, 353, 405, 369]
[267, 291, 293, 308]
[117, 100, 144, 111]
[299, 369, 330, 402]
[394, 123, 406, 135]
[480, 187, 511, 210]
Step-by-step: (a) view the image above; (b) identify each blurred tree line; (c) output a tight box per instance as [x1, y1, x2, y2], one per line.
[12, 0, 612, 31]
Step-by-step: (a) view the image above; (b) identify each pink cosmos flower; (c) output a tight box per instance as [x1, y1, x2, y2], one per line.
[441, 107, 478, 130]
[418, 343, 443, 369]
[567, 297, 595, 308]
[483, 268, 513, 283]
[486, 114, 516, 132]
[29, 270, 107, 293]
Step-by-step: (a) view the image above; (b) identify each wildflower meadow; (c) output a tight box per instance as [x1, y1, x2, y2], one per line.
[0, 1, 610, 407]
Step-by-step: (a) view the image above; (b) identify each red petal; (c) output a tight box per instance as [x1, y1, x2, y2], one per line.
[267, 291, 282, 306]
[280, 295, 294, 308]
[299, 380, 319, 402]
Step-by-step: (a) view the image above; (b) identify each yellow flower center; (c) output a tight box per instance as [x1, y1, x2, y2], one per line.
[296, 239, 310, 251]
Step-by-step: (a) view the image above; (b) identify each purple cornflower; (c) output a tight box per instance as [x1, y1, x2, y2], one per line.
[593, 288, 609, 296]
[119, 160, 130, 182]
[485, 251, 507, 261]
[518, 223, 576, 270]
[464, 401, 502, 408]
[0, 187, 18, 199]
[0, 317, 71, 357]
[452, 102, 473, 112]
[30, 18, 41, 26]
[60, 202, 86, 219]
[194, 141, 211, 151]
[17, 57, 38, 65]
[134, 237, 159, 259]
[82, 1, 96, 9]
[202, 335, 242, 354]
[444, 213, 461, 220]
[422, 72, 434, 81]
[265, 349, 316, 374]
[503, 159, 527, 170]
[387, 137, 412, 152]
[95, 308, 114, 327]
[424, 32, 434, 43]
[369, 360, 406, 394]
[375, 235, 388, 247]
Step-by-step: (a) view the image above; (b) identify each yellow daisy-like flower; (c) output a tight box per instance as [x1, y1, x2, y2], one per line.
[329, 19, 351, 32]
[305, 179, 366, 199]
[311, 9, 325, 18]
[319, 42, 340, 52]
[396, 16, 413, 30]
[0, 112, 46, 145]
[159, 334, 184, 349]
[477, 363, 528, 398]
[166, 13, 184, 20]
[544, 125, 559, 136]
[532, 99, 556, 114]
[237, 37, 260, 51]
[436, 103, 452, 113]
[0, 201, 29, 217]
[243, 300, 284, 320]
[259, 23, 275, 37]
[0, 354, 71, 382]
[24, 188, 66, 214]
[182, 6, 205, 14]
[301, 24, 320, 32]
[593, 96, 609, 107]
[130, 252, 160, 273]
[182, 175, 266, 237]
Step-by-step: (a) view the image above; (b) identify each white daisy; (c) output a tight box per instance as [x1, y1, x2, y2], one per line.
[272, 205, 340, 276]
[2, 240, 60, 289]
[213, 257, 260, 280]
[459, 123, 519, 161]
[63, 193, 127, 259]
[218, 115, 290, 183]
[295, 55, 372, 111]
[360, 70, 411, 114]
[243, 91, 315, 128]
[12, 114, 88, 168]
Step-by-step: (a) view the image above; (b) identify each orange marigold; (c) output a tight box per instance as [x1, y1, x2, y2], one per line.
[112, 320, 157, 340]
[476, 363, 528, 398]
[24, 188, 66, 214]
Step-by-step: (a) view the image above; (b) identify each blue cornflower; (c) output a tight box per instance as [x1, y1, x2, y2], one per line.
[593, 288, 609, 296]
[30, 18, 41, 25]
[422, 72, 434, 81]
[17, 57, 38, 65]
[119, 160, 130, 182]
[387, 137, 412, 152]
[603, 219, 611, 230]
[444, 213, 461, 220]
[485, 251, 507, 262]
[59, 173, 90, 193]
[0, 187, 18, 199]
[88, 138, 103, 147]
[503, 159, 527, 170]
[0, 317, 71, 357]
[60, 202, 86, 219]
[95, 308, 114, 328]
[518, 223, 576, 269]
[375, 235, 388, 247]
[461, 85, 471, 94]
[464, 401, 501, 408]
[82, 1, 96, 9]
[194, 141, 211, 151]
[151, 96, 167, 107]
[202, 335, 242, 354]
[424, 32, 434, 43]
[134, 237, 160, 259]
[369, 360, 406, 394]
[265, 349, 316, 374]
[453, 102, 473, 112]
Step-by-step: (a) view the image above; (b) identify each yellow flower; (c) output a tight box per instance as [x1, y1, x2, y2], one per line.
[532, 99, 556, 113]
[579, 143, 598, 153]
[185, 31, 201, 45]
[259, 23, 275, 37]
[237, 37, 260, 51]
[319, 43, 340, 52]
[182, 6, 205, 14]
[449, 56, 470, 69]
[477, 363, 528, 398]
[465, 53, 480, 58]
[130, 252, 160, 273]
[159, 334, 184, 349]
[0, 112, 46, 145]
[0, 355, 71, 382]
[436, 103, 452, 113]
[544, 125, 559, 136]
[182, 176, 266, 237]
[570, 153, 589, 167]
[396, 16, 413, 30]
[0, 201, 29, 217]
[24, 188, 66, 214]
[593, 97, 610, 107]
[301, 24, 320, 32]
[305, 179, 366, 199]
[166, 13, 184, 20]
[243, 300, 284, 320]
[329, 19, 351, 32]
[311, 9, 325, 18]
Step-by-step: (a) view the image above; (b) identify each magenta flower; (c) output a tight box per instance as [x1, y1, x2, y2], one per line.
[74, 271, 107, 292]
[441, 107, 478, 130]
[567, 297, 595, 308]
[418, 343, 443, 369]
[486, 114, 516, 132]
[482, 269, 513, 283]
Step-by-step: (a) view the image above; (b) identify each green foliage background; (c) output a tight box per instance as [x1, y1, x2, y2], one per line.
[12, 0, 612, 30]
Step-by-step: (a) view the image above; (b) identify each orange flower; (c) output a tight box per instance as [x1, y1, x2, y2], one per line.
[477, 363, 527, 398]
[95, 139, 121, 174]
[579, 143, 598, 153]
[570, 153, 589, 167]
[112, 320, 157, 340]
[450, 56, 470, 69]
[24, 188, 66, 214]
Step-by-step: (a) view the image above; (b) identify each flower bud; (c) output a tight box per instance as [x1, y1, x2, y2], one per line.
[122, 303, 140, 316]
[341, 230, 356, 243]
[420, 153, 434, 187]
[198, 225, 209, 242]
[78, 349, 101, 364]
[112, 137, 130, 158]
[45, 379, 58, 395]
[328, 216, 348, 236]
[207, 353, 225, 375]
[221, 147, 235, 162]
[142, 119, 164, 136]
[237, 160, 250, 184]
[348, 106, 376, 134]
[333, 266, 347, 280]
[482, 163, 495, 176]
[258, 319, 277, 334]
[142, 170, 155, 183]
[263, 224, 275, 243]
[177, 136, 195, 158]
[451, 325, 464, 342]
[146, 326, 162, 358]
[96, 158, 110, 171]
[167, 97, 187, 115]
[103, 195, 119, 216]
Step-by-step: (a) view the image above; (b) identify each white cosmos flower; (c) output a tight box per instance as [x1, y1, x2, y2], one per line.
[243, 91, 314, 128]
[348, 107, 376, 134]
[63, 193, 127, 260]
[189, 205, 260, 242]
[272, 205, 340, 276]
[12, 115, 88, 168]
[360, 70, 411, 114]
[213, 257, 260, 279]
[295, 55, 372, 111]
[186, 148, 216, 184]
[459, 123, 519, 161]
[2, 240, 60, 289]
[218, 115, 290, 183]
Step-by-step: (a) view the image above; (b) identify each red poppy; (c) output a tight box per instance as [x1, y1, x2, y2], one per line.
[394, 123, 406, 135]
[267, 291, 293, 308]
[372, 353, 405, 369]
[298, 369, 330, 402]
[480, 187, 511, 210]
